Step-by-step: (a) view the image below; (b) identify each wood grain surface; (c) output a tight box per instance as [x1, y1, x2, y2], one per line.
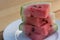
[0, 0, 60, 40]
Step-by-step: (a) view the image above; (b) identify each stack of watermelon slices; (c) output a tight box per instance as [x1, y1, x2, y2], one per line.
[19, 2, 58, 40]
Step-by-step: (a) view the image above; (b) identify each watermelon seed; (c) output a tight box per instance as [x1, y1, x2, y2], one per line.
[42, 19, 45, 21]
[42, 19, 48, 23]
[32, 25, 35, 26]
[28, 33, 31, 36]
[33, 5, 37, 7]
[50, 25, 52, 27]
[41, 19, 48, 26]
[32, 11, 34, 12]
[45, 20, 48, 23]
[39, 6, 41, 8]
[31, 15, 33, 17]
[32, 27, 35, 32]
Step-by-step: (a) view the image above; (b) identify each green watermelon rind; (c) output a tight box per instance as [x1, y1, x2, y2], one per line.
[53, 23, 58, 32]
[20, 6, 25, 22]
[19, 23, 24, 30]
[20, 2, 51, 21]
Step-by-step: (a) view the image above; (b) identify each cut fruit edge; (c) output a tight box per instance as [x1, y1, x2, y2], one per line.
[20, 2, 52, 22]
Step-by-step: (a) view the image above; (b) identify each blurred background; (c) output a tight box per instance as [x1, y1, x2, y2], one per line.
[0, 0, 60, 40]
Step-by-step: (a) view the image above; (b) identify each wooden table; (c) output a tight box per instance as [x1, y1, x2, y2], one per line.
[0, 0, 60, 40]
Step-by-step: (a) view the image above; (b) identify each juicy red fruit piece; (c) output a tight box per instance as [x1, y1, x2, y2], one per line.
[40, 16, 53, 26]
[23, 4, 50, 18]
[29, 4, 50, 18]
[34, 24, 50, 36]
[25, 16, 52, 27]
[25, 17, 42, 27]
[46, 15, 53, 24]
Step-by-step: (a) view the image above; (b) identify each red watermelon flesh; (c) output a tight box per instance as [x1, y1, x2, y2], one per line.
[45, 15, 53, 24]
[23, 4, 50, 18]
[25, 17, 42, 27]
[22, 4, 55, 40]
[29, 32, 44, 40]
[23, 24, 32, 35]
[23, 7, 32, 17]
[34, 24, 50, 36]
[28, 4, 50, 18]
[22, 23, 54, 38]
[22, 23, 54, 40]
[25, 15, 52, 27]
[40, 16, 53, 26]
[23, 5, 34, 17]
[30, 25, 54, 39]
[48, 27, 54, 35]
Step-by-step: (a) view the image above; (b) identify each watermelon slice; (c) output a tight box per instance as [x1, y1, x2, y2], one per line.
[20, 2, 51, 21]
[30, 24, 58, 39]
[19, 23, 58, 34]
[34, 24, 50, 36]
[24, 4, 49, 17]
[19, 22, 58, 40]
[29, 4, 50, 18]
[41, 15, 53, 25]
[25, 16, 53, 27]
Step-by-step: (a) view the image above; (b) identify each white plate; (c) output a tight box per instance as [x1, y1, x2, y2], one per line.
[15, 30, 58, 40]
[3, 19, 60, 40]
